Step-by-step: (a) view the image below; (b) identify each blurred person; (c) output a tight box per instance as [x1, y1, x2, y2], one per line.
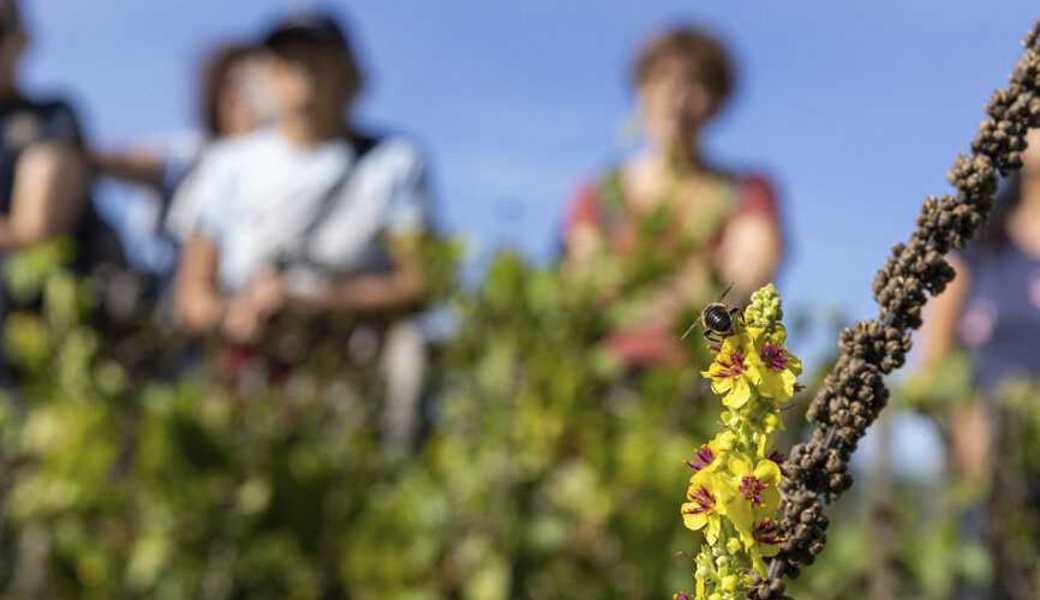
[923, 130, 1040, 600]
[0, 0, 126, 293]
[924, 129, 1040, 475]
[91, 42, 274, 274]
[563, 25, 783, 368]
[0, 0, 97, 262]
[173, 12, 431, 452]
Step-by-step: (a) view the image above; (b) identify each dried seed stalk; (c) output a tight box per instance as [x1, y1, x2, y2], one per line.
[750, 21, 1040, 600]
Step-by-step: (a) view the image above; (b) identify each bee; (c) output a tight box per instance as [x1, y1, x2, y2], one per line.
[681, 284, 743, 345]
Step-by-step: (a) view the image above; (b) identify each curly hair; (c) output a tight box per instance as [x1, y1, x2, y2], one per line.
[632, 25, 735, 118]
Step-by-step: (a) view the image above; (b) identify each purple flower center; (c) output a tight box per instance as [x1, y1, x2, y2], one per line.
[685, 486, 716, 514]
[740, 476, 768, 505]
[686, 446, 716, 472]
[761, 342, 788, 371]
[753, 518, 782, 545]
[719, 351, 747, 378]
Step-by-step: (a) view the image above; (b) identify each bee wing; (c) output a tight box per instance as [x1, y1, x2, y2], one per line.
[719, 282, 735, 302]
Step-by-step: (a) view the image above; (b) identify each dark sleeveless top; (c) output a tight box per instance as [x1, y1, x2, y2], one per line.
[958, 242, 1040, 393]
[0, 95, 83, 208]
[0, 95, 124, 272]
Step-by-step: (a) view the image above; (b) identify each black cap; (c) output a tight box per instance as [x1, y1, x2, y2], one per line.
[261, 12, 347, 53]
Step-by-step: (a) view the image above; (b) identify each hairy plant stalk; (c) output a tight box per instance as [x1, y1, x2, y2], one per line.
[750, 21, 1040, 600]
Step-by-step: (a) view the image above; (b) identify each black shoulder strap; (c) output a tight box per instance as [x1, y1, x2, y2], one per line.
[277, 131, 382, 270]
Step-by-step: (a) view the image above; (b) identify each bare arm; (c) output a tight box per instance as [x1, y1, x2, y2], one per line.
[920, 253, 970, 368]
[90, 148, 165, 191]
[919, 255, 989, 479]
[288, 235, 427, 315]
[175, 233, 226, 333]
[0, 142, 89, 251]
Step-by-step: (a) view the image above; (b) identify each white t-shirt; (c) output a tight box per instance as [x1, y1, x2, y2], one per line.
[168, 128, 429, 294]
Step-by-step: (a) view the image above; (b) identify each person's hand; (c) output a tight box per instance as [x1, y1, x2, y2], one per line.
[246, 268, 287, 319]
[221, 294, 266, 344]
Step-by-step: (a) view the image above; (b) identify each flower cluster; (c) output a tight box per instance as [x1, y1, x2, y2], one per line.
[749, 21, 1040, 600]
[677, 284, 802, 600]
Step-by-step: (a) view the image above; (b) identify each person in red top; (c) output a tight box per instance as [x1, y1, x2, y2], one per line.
[563, 25, 784, 368]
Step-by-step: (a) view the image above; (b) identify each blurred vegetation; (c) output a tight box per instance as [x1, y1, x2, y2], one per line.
[0, 236, 1036, 598]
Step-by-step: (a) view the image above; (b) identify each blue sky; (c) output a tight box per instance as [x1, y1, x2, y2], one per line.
[20, 1, 1040, 364]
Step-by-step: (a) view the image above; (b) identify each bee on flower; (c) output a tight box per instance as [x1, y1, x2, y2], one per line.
[678, 283, 802, 598]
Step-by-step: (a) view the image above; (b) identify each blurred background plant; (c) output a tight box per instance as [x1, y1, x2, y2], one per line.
[0, 232, 717, 599]
[3, 235, 1031, 599]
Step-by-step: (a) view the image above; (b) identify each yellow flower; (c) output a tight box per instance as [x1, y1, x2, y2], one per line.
[681, 475, 731, 544]
[747, 327, 802, 402]
[686, 431, 735, 474]
[748, 518, 783, 575]
[752, 518, 781, 557]
[722, 454, 781, 543]
[702, 334, 762, 409]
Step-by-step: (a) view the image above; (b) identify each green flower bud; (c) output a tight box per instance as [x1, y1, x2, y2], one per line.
[744, 283, 783, 330]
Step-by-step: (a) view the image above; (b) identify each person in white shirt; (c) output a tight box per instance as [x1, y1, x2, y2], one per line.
[172, 12, 432, 453]
[173, 12, 430, 344]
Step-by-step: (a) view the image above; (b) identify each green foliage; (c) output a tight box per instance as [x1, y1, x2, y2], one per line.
[0, 239, 724, 598]
[410, 251, 720, 598]
[3, 236, 1031, 598]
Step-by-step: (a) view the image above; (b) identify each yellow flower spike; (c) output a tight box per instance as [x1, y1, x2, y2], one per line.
[680, 284, 802, 599]
[702, 334, 762, 409]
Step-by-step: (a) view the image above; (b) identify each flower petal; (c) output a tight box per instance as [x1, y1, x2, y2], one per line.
[753, 460, 782, 485]
[722, 378, 751, 408]
[682, 505, 708, 532]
